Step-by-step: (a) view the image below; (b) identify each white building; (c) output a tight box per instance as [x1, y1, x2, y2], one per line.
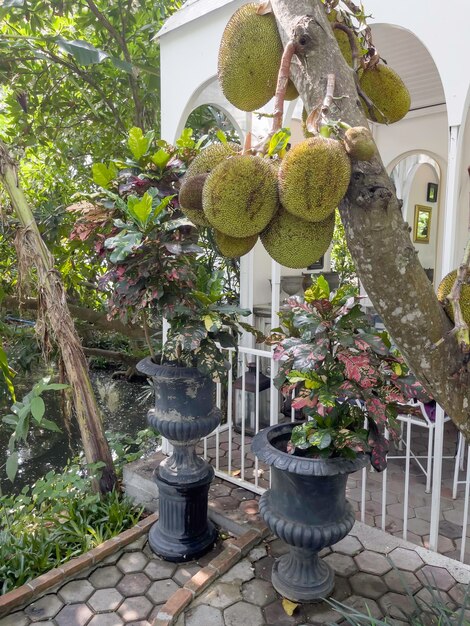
[156, 0, 470, 562]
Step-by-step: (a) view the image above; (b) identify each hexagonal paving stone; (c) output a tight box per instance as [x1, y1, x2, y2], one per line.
[185, 605, 224, 626]
[88, 614, 124, 626]
[55, 603, 93, 626]
[324, 552, 357, 577]
[146, 578, 180, 604]
[354, 551, 392, 576]
[331, 535, 362, 556]
[416, 565, 456, 591]
[117, 572, 151, 596]
[343, 595, 382, 620]
[173, 563, 201, 585]
[422, 534, 456, 553]
[379, 592, 417, 620]
[219, 559, 255, 583]
[350, 572, 387, 599]
[89, 564, 123, 588]
[0, 613, 29, 626]
[88, 588, 124, 612]
[263, 599, 299, 625]
[117, 551, 149, 573]
[248, 545, 267, 562]
[384, 568, 421, 594]
[388, 547, 424, 572]
[254, 556, 275, 581]
[24, 594, 63, 621]
[224, 601, 264, 626]
[193, 582, 242, 609]
[58, 579, 95, 603]
[118, 596, 153, 622]
[125, 536, 147, 551]
[144, 559, 176, 580]
[414, 586, 455, 611]
[241, 579, 277, 607]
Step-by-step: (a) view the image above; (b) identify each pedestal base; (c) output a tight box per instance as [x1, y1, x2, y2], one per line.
[272, 547, 335, 602]
[148, 467, 217, 562]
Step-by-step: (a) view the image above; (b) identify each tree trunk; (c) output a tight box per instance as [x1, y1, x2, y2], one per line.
[0, 142, 117, 493]
[271, 0, 470, 439]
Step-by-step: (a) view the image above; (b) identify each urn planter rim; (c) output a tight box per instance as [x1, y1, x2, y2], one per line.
[252, 422, 369, 476]
[136, 356, 206, 380]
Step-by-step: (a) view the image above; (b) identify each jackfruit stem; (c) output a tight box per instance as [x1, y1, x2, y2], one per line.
[332, 22, 360, 70]
[319, 73, 336, 133]
[272, 39, 298, 134]
[448, 237, 470, 353]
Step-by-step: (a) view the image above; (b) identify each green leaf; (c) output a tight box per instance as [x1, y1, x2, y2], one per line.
[0, 344, 15, 401]
[175, 128, 195, 149]
[30, 396, 45, 422]
[1, 0, 25, 6]
[105, 231, 142, 262]
[109, 56, 133, 73]
[43, 383, 69, 391]
[56, 38, 109, 65]
[267, 128, 291, 157]
[126, 193, 153, 229]
[40, 418, 62, 433]
[91, 162, 117, 188]
[6, 451, 18, 482]
[128, 127, 152, 160]
[150, 149, 171, 169]
[216, 129, 227, 144]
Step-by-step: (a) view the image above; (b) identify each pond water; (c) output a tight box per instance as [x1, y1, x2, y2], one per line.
[0, 370, 154, 495]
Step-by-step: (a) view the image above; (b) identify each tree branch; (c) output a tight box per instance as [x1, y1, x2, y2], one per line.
[448, 239, 470, 352]
[270, 0, 470, 440]
[85, 0, 144, 128]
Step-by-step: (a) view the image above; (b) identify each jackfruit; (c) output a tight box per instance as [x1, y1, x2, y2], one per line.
[343, 126, 376, 161]
[203, 154, 279, 238]
[437, 270, 470, 325]
[301, 108, 314, 139]
[285, 80, 299, 101]
[359, 65, 411, 124]
[218, 3, 283, 111]
[179, 173, 211, 226]
[261, 208, 334, 269]
[214, 230, 257, 258]
[185, 142, 240, 179]
[278, 136, 351, 223]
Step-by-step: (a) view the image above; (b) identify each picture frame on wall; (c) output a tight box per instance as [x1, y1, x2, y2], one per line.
[426, 182, 438, 202]
[413, 205, 432, 243]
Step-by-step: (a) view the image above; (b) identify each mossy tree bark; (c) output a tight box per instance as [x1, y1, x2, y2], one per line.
[0, 142, 117, 494]
[271, 0, 470, 439]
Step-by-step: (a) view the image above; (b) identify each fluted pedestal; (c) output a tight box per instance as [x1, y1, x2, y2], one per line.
[137, 358, 220, 562]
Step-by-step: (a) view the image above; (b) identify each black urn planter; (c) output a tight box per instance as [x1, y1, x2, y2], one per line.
[137, 358, 220, 562]
[252, 422, 369, 602]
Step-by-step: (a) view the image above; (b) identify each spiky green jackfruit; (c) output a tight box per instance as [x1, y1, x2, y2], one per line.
[218, 3, 283, 112]
[179, 174, 211, 226]
[203, 155, 278, 238]
[278, 136, 351, 223]
[285, 80, 299, 101]
[185, 142, 240, 179]
[359, 65, 411, 124]
[437, 270, 470, 325]
[261, 208, 334, 269]
[326, 8, 359, 67]
[214, 230, 257, 258]
[343, 126, 376, 161]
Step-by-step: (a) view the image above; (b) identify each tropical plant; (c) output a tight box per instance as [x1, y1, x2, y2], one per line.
[0, 461, 142, 594]
[70, 128, 252, 380]
[270, 275, 428, 468]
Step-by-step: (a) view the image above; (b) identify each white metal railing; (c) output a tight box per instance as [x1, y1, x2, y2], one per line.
[197, 345, 470, 564]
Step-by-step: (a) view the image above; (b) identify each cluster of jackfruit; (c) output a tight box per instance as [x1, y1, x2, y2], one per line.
[437, 270, 470, 326]
[178, 135, 353, 268]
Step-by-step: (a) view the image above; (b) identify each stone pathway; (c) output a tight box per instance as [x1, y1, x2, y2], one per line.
[2, 514, 469, 626]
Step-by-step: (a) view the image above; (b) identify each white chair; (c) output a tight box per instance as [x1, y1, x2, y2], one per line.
[394, 399, 452, 493]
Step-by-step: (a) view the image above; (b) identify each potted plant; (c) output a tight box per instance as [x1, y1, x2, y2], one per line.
[70, 129, 253, 561]
[137, 267, 253, 561]
[252, 276, 424, 602]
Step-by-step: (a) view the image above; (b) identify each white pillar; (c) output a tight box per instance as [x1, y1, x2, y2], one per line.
[439, 125, 462, 279]
[270, 259, 281, 425]
[239, 250, 255, 348]
[428, 404, 445, 551]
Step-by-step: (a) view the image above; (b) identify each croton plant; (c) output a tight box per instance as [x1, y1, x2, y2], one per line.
[69, 128, 252, 381]
[270, 276, 429, 470]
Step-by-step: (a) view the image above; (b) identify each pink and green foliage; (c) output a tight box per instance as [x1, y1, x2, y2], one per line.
[270, 276, 428, 467]
[69, 128, 252, 380]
